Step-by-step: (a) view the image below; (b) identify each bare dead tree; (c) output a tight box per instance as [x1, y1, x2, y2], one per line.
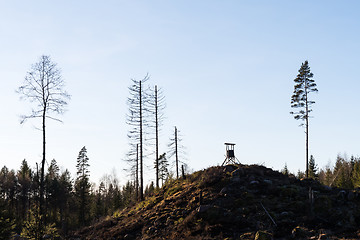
[168, 126, 186, 179]
[135, 144, 139, 200]
[17, 55, 70, 222]
[148, 85, 166, 188]
[126, 74, 151, 201]
[124, 143, 139, 201]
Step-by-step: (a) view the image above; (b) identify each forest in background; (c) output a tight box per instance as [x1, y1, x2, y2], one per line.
[1, 152, 360, 238]
[0, 154, 166, 238]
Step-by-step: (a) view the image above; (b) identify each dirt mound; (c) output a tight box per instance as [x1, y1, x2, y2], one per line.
[71, 164, 360, 239]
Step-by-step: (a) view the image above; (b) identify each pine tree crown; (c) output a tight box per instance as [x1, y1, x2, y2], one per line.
[290, 60, 318, 122]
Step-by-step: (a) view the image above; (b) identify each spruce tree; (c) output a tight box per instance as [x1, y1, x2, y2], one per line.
[158, 153, 169, 186]
[21, 205, 59, 240]
[58, 169, 72, 235]
[322, 166, 333, 186]
[17, 159, 32, 223]
[75, 146, 90, 226]
[282, 163, 289, 175]
[352, 161, 360, 188]
[333, 156, 353, 189]
[45, 159, 61, 225]
[308, 155, 318, 179]
[290, 60, 318, 178]
[20, 205, 43, 240]
[0, 201, 15, 239]
[0, 167, 16, 221]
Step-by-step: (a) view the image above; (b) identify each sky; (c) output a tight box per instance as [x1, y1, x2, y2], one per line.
[1, 1, 360, 186]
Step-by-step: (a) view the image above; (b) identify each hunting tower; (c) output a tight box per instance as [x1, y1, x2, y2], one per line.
[222, 143, 240, 165]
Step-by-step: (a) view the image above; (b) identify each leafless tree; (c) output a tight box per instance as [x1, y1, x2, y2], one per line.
[168, 126, 186, 179]
[126, 74, 151, 201]
[124, 144, 139, 201]
[148, 85, 166, 188]
[17, 55, 70, 218]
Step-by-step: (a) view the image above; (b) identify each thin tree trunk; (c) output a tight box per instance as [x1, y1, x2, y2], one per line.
[136, 144, 139, 201]
[80, 185, 85, 226]
[305, 81, 309, 179]
[175, 127, 179, 179]
[40, 62, 47, 219]
[306, 113, 309, 179]
[36, 162, 39, 205]
[28, 192, 31, 220]
[155, 85, 159, 188]
[182, 165, 186, 179]
[139, 81, 144, 201]
[40, 107, 46, 238]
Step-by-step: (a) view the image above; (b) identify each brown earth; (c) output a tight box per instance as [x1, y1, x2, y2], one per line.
[71, 164, 360, 239]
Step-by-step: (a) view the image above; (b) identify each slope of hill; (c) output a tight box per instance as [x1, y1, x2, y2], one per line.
[71, 164, 360, 239]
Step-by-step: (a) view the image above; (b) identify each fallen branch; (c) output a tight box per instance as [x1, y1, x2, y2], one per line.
[260, 202, 277, 227]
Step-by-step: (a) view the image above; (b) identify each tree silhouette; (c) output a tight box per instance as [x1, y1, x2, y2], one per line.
[17, 55, 70, 217]
[75, 146, 90, 226]
[290, 60, 318, 178]
[281, 163, 289, 176]
[158, 153, 169, 186]
[168, 127, 186, 179]
[45, 159, 61, 225]
[0, 199, 15, 239]
[308, 155, 318, 179]
[352, 160, 360, 188]
[17, 159, 32, 222]
[148, 85, 166, 188]
[126, 75, 151, 201]
[58, 169, 72, 235]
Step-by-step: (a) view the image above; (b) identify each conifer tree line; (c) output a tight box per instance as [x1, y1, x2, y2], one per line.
[0, 153, 159, 238]
[283, 154, 360, 190]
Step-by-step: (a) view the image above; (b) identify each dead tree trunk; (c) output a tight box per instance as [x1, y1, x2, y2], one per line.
[155, 85, 159, 188]
[175, 127, 179, 179]
[139, 80, 144, 201]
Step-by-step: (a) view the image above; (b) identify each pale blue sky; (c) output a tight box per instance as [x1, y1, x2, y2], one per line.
[1, 1, 360, 184]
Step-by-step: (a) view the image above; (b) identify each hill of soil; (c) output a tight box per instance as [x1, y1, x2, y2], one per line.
[71, 164, 360, 239]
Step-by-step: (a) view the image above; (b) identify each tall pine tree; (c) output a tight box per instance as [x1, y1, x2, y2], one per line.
[290, 60, 318, 178]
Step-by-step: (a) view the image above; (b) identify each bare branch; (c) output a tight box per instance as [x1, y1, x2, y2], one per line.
[17, 55, 71, 125]
[16, 55, 70, 216]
